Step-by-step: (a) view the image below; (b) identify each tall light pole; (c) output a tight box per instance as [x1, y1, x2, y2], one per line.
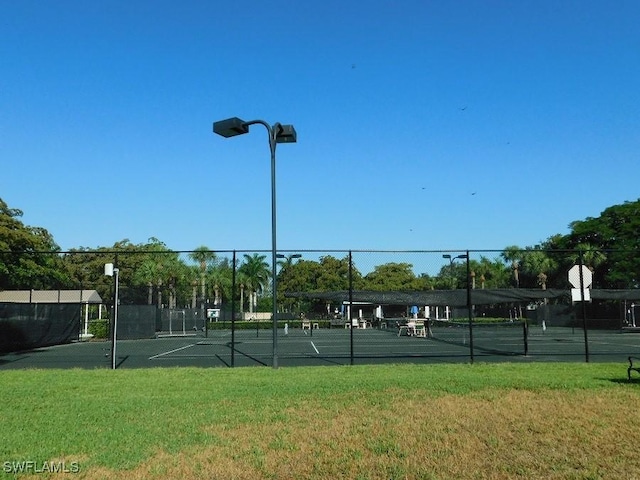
[213, 117, 297, 368]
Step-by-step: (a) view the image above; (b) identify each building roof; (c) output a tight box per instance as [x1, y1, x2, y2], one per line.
[286, 288, 640, 307]
[0, 290, 103, 304]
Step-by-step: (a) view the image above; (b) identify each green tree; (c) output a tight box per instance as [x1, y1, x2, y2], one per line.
[472, 256, 511, 289]
[129, 238, 179, 306]
[238, 253, 270, 313]
[434, 258, 471, 290]
[363, 262, 421, 291]
[317, 255, 362, 291]
[572, 243, 607, 270]
[134, 258, 162, 305]
[0, 198, 69, 290]
[189, 246, 217, 307]
[207, 256, 233, 306]
[555, 199, 640, 287]
[63, 238, 183, 306]
[502, 246, 524, 288]
[521, 249, 558, 290]
[275, 255, 363, 317]
[277, 259, 319, 311]
[275, 255, 303, 312]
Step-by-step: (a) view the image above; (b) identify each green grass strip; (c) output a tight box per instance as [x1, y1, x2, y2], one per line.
[0, 362, 635, 476]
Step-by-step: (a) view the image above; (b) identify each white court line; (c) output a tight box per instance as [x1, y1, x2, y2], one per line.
[149, 343, 196, 360]
[311, 341, 319, 354]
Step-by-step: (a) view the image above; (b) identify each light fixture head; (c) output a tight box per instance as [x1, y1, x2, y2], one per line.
[276, 253, 302, 259]
[275, 124, 297, 143]
[213, 117, 249, 138]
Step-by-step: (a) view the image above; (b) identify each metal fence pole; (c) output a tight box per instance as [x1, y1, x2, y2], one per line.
[231, 250, 236, 368]
[579, 251, 590, 363]
[349, 250, 354, 366]
[466, 251, 474, 364]
[111, 266, 119, 370]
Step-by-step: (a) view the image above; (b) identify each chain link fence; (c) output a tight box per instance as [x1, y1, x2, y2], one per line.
[0, 248, 638, 368]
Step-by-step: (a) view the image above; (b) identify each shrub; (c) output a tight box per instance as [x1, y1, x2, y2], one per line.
[88, 319, 109, 339]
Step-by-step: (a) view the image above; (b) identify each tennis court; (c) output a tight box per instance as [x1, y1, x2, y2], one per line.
[1, 322, 638, 369]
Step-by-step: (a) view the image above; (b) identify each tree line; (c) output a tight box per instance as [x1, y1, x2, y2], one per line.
[1, 197, 638, 314]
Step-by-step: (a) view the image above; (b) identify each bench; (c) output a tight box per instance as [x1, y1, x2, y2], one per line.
[628, 357, 640, 381]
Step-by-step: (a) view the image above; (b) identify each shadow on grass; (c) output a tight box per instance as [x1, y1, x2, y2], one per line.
[603, 377, 640, 385]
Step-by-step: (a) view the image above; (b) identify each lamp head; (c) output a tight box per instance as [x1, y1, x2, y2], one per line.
[276, 253, 302, 259]
[275, 124, 297, 143]
[213, 117, 249, 138]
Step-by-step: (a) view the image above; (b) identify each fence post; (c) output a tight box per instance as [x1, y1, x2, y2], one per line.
[231, 250, 236, 368]
[107, 255, 120, 370]
[349, 250, 354, 366]
[579, 251, 590, 363]
[466, 251, 474, 364]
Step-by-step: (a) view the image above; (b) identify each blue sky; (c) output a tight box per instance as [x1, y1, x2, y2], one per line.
[1, 0, 638, 253]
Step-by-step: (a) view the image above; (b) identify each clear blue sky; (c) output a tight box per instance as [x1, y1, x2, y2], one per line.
[2, 0, 638, 253]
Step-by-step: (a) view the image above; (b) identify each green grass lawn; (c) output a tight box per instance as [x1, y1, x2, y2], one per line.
[1, 363, 639, 479]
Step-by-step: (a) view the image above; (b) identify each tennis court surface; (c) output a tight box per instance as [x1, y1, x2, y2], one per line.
[1, 323, 638, 369]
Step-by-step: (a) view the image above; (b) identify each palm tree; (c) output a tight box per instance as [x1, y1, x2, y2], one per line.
[207, 262, 232, 307]
[502, 246, 523, 288]
[163, 255, 186, 309]
[189, 246, 217, 306]
[238, 253, 270, 314]
[239, 282, 245, 316]
[134, 259, 160, 305]
[472, 256, 510, 289]
[572, 243, 607, 272]
[522, 250, 557, 290]
[191, 278, 198, 309]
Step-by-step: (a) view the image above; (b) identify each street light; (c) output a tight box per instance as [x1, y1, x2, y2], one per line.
[276, 253, 302, 263]
[442, 254, 467, 288]
[213, 117, 297, 368]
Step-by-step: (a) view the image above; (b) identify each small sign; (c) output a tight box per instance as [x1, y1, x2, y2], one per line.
[568, 265, 593, 289]
[571, 288, 591, 303]
[207, 308, 220, 319]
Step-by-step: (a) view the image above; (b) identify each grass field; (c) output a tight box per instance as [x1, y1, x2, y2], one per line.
[1, 363, 640, 479]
